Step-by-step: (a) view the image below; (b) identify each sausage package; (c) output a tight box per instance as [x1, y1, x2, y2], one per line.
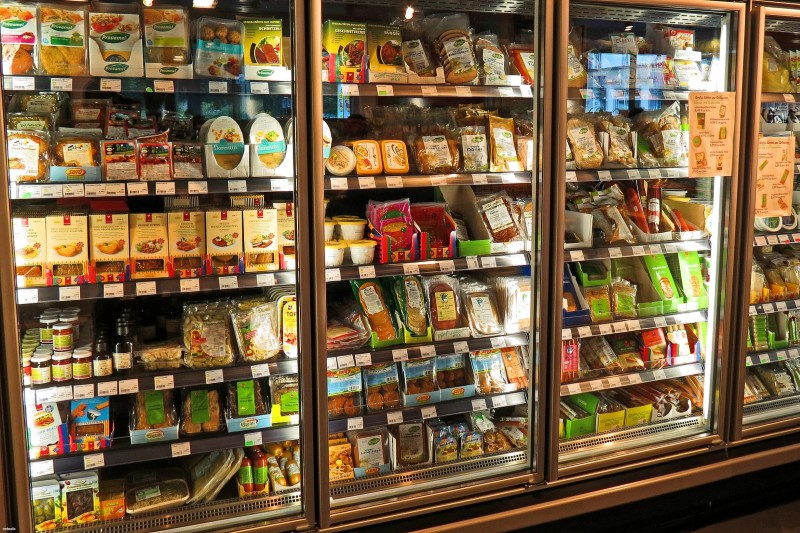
[351, 279, 401, 344]
[422, 275, 462, 331]
[488, 116, 521, 172]
[461, 278, 504, 337]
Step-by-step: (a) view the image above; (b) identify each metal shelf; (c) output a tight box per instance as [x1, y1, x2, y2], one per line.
[29, 425, 300, 477]
[16, 271, 296, 305]
[28, 359, 298, 405]
[743, 395, 800, 426]
[10, 178, 295, 200]
[566, 167, 691, 183]
[749, 299, 800, 316]
[761, 92, 800, 103]
[745, 347, 800, 368]
[560, 362, 704, 396]
[328, 391, 527, 433]
[324, 171, 531, 191]
[326, 332, 530, 369]
[564, 238, 710, 262]
[326, 253, 529, 282]
[753, 231, 800, 247]
[562, 310, 707, 340]
[2, 75, 291, 95]
[323, 82, 532, 99]
[567, 87, 691, 101]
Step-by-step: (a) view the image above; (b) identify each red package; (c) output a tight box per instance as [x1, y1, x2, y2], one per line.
[367, 199, 415, 251]
[410, 203, 455, 249]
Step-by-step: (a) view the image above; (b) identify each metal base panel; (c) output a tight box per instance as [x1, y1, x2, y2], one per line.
[743, 395, 800, 426]
[559, 416, 706, 463]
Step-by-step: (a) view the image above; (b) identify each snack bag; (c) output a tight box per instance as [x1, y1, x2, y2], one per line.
[566, 116, 604, 169]
[470, 349, 510, 394]
[489, 116, 521, 172]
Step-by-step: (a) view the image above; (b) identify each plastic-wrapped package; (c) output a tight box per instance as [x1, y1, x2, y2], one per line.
[226, 379, 269, 418]
[506, 43, 535, 85]
[402, 358, 438, 394]
[476, 191, 524, 243]
[364, 363, 402, 413]
[601, 119, 635, 167]
[327, 367, 363, 419]
[610, 278, 637, 319]
[351, 279, 401, 341]
[494, 276, 532, 334]
[762, 36, 792, 93]
[194, 17, 243, 79]
[423, 13, 478, 84]
[184, 449, 235, 505]
[566, 116, 603, 169]
[390, 276, 429, 336]
[366, 198, 415, 250]
[326, 303, 371, 350]
[398, 18, 437, 78]
[231, 301, 281, 362]
[754, 363, 797, 397]
[489, 115, 521, 172]
[423, 275, 463, 331]
[183, 301, 236, 368]
[412, 109, 461, 174]
[461, 278, 504, 336]
[744, 373, 767, 404]
[180, 387, 223, 436]
[582, 336, 624, 374]
[130, 390, 178, 431]
[584, 285, 613, 323]
[474, 32, 508, 85]
[270, 374, 299, 416]
[470, 349, 510, 394]
[125, 479, 189, 515]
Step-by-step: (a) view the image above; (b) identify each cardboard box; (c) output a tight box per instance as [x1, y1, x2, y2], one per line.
[243, 208, 279, 271]
[366, 24, 406, 83]
[13, 213, 48, 287]
[59, 471, 99, 527]
[46, 212, 89, 286]
[32, 477, 61, 532]
[88, 10, 144, 77]
[69, 397, 111, 452]
[99, 479, 125, 520]
[205, 209, 243, 275]
[129, 213, 169, 279]
[89, 213, 129, 283]
[142, 6, 192, 78]
[167, 210, 205, 278]
[323, 20, 367, 83]
[243, 18, 290, 81]
[274, 202, 295, 268]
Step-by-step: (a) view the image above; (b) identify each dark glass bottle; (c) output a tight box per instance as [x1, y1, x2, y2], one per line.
[92, 333, 113, 377]
[112, 319, 135, 372]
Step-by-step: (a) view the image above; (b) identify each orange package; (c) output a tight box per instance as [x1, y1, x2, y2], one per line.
[351, 279, 399, 341]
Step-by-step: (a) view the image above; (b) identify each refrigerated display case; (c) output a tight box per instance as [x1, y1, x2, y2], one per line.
[732, 4, 800, 439]
[550, 0, 744, 476]
[0, 2, 314, 532]
[310, 0, 546, 527]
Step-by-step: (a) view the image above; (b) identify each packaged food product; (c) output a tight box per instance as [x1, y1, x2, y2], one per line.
[7, 131, 49, 182]
[488, 116, 521, 172]
[201, 116, 245, 171]
[754, 363, 797, 397]
[327, 367, 363, 419]
[610, 278, 637, 319]
[325, 240, 346, 268]
[270, 374, 299, 417]
[425, 13, 478, 84]
[429, 422, 458, 463]
[7, 113, 52, 132]
[762, 36, 792, 93]
[566, 40, 587, 88]
[184, 449, 234, 504]
[326, 145, 357, 176]
[506, 43, 535, 85]
[88, 8, 143, 77]
[138, 142, 172, 181]
[367, 24, 405, 82]
[160, 112, 194, 141]
[499, 347, 528, 390]
[390, 275, 429, 336]
[582, 336, 624, 374]
[131, 390, 178, 430]
[380, 140, 410, 174]
[46, 212, 89, 284]
[336, 217, 367, 240]
[124, 468, 185, 491]
[566, 117, 604, 169]
[353, 139, 383, 175]
[436, 353, 469, 390]
[328, 433, 355, 481]
[494, 275, 532, 333]
[13, 92, 60, 114]
[0, 4, 38, 75]
[39, 4, 87, 76]
[351, 279, 400, 341]
[171, 142, 203, 179]
[59, 471, 99, 526]
[395, 422, 428, 466]
[194, 17, 243, 78]
[32, 478, 61, 531]
[363, 362, 402, 413]
[231, 301, 280, 362]
[584, 285, 613, 323]
[367, 198, 415, 251]
[415, 130, 460, 174]
[474, 33, 508, 85]
[102, 140, 137, 180]
[127, 117, 158, 139]
[348, 239, 377, 265]
[351, 429, 388, 469]
[243, 19, 283, 74]
[129, 212, 169, 279]
[402, 358, 438, 395]
[143, 7, 191, 76]
[609, 335, 646, 371]
[13, 213, 47, 287]
[227, 379, 269, 418]
[399, 18, 436, 78]
[423, 275, 462, 331]
[180, 387, 223, 436]
[89, 213, 129, 283]
[476, 191, 523, 243]
[52, 133, 100, 168]
[496, 417, 528, 448]
[461, 278, 504, 336]
[183, 300, 236, 368]
[125, 479, 189, 515]
[322, 20, 366, 83]
[166, 209, 204, 278]
[460, 125, 489, 172]
[278, 294, 298, 358]
[248, 113, 286, 169]
[242, 207, 278, 272]
[136, 340, 183, 371]
[28, 401, 65, 451]
[470, 350, 511, 394]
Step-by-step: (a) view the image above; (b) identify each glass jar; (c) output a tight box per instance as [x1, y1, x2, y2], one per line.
[22, 357, 31, 386]
[52, 323, 73, 352]
[30, 355, 51, 385]
[39, 316, 58, 344]
[51, 353, 73, 382]
[33, 346, 53, 357]
[60, 313, 80, 340]
[72, 350, 93, 380]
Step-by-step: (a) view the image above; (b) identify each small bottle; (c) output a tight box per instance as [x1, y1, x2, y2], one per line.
[30, 355, 52, 385]
[113, 319, 134, 372]
[238, 456, 253, 493]
[285, 459, 301, 486]
[93, 334, 113, 377]
[51, 352, 73, 382]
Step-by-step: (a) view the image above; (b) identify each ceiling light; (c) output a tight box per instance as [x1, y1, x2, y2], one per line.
[193, 0, 218, 7]
[405, 6, 414, 19]
[142, 0, 154, 6]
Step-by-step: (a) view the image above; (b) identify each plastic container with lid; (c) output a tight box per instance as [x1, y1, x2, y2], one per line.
[31, 355, 51, 385]
[72, 350, 93, 380]
[184, 449, 236, 505]
[324, 219, 336, 241]
[39, 316, 59, 344]
[62, 307, 81, 316]
[336, 218, 368, 241]
[125, 479, 190, 515]
[52, 323, 73, 352]
[325, 145, 357, 176]
[52, 353, 73, 382]
[346, 240, 378, 265]
[325, 241, 347, 267]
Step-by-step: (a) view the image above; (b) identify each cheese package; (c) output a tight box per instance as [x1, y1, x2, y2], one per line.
[0, 3, 38, 75]
[13, 212, 47, 287]
[89, 213, 129, 283]
[46, 212, 89, 285]
[39, 4, 87, 76]
[143, 6, 192, 78]
[353, 140, 383, 175]
[168, 210, 205, 278]
[194, 17, 244, 79]
[129, 212, 169, 279]
[88, 8, 143, 77]
[7, 131, 49, 182]
[59, 471, 99, 526]
[367, 24, 406, 83]
[201, 116, 247, 177]
[102, 140, 137, 181]
[243, 207, 279, 272]
[205, 208, 243, 274]
[380, 140, 410, 175]
[243, 18, 285, 80]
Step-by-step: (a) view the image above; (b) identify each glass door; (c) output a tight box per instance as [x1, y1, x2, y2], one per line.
[0, 1, 313, 531]
[551, 0, 744, 476]
[311, 0, 545, 526]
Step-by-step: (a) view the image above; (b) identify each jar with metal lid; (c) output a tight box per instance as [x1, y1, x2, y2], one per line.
[60, 313, 80, 340]
[72, 350, 93, 380]
[39, 316, 58, 344]
[52, 323, 73, 352]
[33, 346, 53, 357]
[31, 355, 51, 385]
[52, 353, 73, 382]
[62, 306, 80, 315]
[22, 357, 31, 386]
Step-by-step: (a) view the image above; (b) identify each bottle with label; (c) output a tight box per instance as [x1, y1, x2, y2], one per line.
[93, 333, 113, 377]
[112, 319, 135, 372]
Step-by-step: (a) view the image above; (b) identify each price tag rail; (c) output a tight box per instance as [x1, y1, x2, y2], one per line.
[750, 298, 800, 316]
[559, 362, 705, 396]
[745, 347, 800, 367]
[562, 310, 708, 339]
[323, 171, 531, 191]
[322, 82, 533, 99]
[568, 167, 696, 183]
[564, 238, 711, 262]
[327, 253, 529, 282]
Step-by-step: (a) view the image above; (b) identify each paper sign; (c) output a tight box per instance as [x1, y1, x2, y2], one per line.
[755, 135, 795, 217]
[688, 92, 735, 178]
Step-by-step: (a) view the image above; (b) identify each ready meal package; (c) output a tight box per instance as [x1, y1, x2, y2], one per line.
[248, 113, 287, 175]
[50, 133, 102, 182]
[351, 279, 401, 344]
[349, 429, 391, 477]
[167, 209, 205, 278]
[183, 300, 236, 368]
[327, 367, 364, 419]
[88, 7, 143, 77]
[424, 13, 479, 85]
[226, 379, 270, 419]
[194, 17, 243, 79]
[205, 208, 243, 274]
[143, 6, 192, 78]
[89, 213, 129, 283]
[0, 3, 38, 75]
[243, 19, 285, 80]
[102, 140, 137, 180]
[13, 212, 48, 287]
[270, 374, 299, 422]
[322, 20, 366, 83]
[367, 24, 406, 83]
[125, 479, 189, 515]
[46, 211, 89, 285]
[7, 131, 49, 183]
[180, 387, 223, 436]
[129, 212, 168, 279]
[242, 207, 278, 271]
[39, 4, 87, 76]
[201, 116, 248, 177]
[363, 362, 402, 413]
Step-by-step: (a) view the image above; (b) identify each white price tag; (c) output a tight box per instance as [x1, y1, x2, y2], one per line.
[471, 399, 488, 411]
[154, 79, 174, 93]
[257, 274, 276, 287]
[330, 177, 348, 190]
[84, 184, 106, 197]
[455, 86, 472, 96]
[118, 379, 139, 394]
[50, 78, 72, 91]
[749, 306, 757, 316]
[439, 260, 455, 272]
[73, 384, 95, 399]
[598, 170, 612, 181]
[171, 442, 191, 458]
[562, 329, 573, 340]
[355, 353, 372, 366]
[154, 375, 174, 390]
[341, 84, 359, 96]
[472, 174, 489, 185]
[419, 345, 437, 357]
[41, 184, 63, 198]
[791, 349, 800, 359]
[759, 353, 772, 364]
[492, 395, 508, 408]
[205, 369, 224, 384]
[607, 377, 622, 388]
[481, 256, 497, 268]
[566, 384, 582, 395]
[490, 337, 506, 349]
[18, 289, 38, 304]
[624, 320, 640, 332]
[612, 322, 627, 333]
[421, 85, 438, 96]
[498, 86, 515, 97]
[652, 369, 667, 381]
[794, 234, 800, 243]
[97, 381, 118, 396]
[105, 183, 125, 196]
[386, 176, 404, 188]
[590, 381, 603, 391]
[227, 180, 247, 193]
[188, 181, 208, 194]
[180, 278, 199, 293]
[209, 81, 227, 93]
[627, 373, 643, 384]
[454, 341, 470, 353]
[325, 269, 341, 282]
[648, 245, 662, 255]
[12, 76, 34, 90]
[100, 78, 121, 92]
[36, 388, 57, 404]
[570, 250, 584, 262]
[251, 363, 270, 378]
[577, 326, 592, 338]
[421, 406, 437, 419]
[565, 171, 577, 182]
[347, 417, 364, 431]
[777, 301, 788, 311]
[31, 460, 54, 478]
[63, 184, 84, 197]
[103, 284, 124, 298]
[272, 179, 291, 191]
[136, 281, 156, 296]
[376, 84, 394, 96]
[386, 411, 404, 425]
[327, 358, 338, 371]
[251, 82, 270, 94]
[358, 176, 376, 189]
[358, 266, 376, 279]
[654, 317, 668, 328]
[520, 85, 533, 97]
[219, 276, 239, 290]
[127, 182, 148, 196]
[785, 93, 796, 103]
[598, 324, 613, 335]
[626, 169, 640, 179]
[430, 176, 448, 186]
[764, 303, 776, 313]
[337, 354, 355, 368]
[403, 263, 420, 275]
[59, 286, 80, 302]
[500, 173, 515, 183]
[392, 349, 409, 362]
[244, 431, 263, 447]
[767, 236, 779, 245]
[664, 244, 678, 254]
[466, 256, 479, 270]
[84, 453, 104, 470]
[155, 182, 175, 195]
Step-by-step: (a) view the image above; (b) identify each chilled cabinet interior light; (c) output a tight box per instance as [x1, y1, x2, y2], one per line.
[142, 0, 154, 6]
[193, 0, 218, 7]
[405, 5, 415, 19]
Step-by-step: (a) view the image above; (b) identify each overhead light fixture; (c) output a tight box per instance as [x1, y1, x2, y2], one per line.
[142, 0, 154, 6]
[405, 5, 414, 19]
[193, 0, 218, 7]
